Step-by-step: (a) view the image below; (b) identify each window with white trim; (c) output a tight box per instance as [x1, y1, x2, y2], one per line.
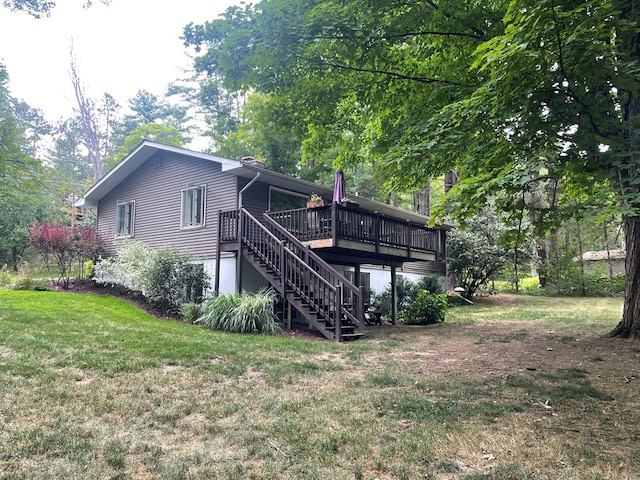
[116, 201, 135, 237]
[181, 185, 206, 228]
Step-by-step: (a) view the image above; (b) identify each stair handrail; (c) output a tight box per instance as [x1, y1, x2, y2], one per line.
[240, 209, 343, 338]
[263, 213, 364, 330]
[240, 209, 343, 322]
[240, 208, 284, 291]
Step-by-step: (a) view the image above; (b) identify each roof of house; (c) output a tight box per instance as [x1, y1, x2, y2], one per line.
[580, 249, 626, 261]
[76, 140, 442, 227]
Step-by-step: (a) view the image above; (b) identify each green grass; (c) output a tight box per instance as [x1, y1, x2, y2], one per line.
[446, 294, 623, 330]
[0, 290, 637, 479]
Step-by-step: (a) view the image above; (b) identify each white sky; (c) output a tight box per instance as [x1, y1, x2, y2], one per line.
[0, 0, 241, 122]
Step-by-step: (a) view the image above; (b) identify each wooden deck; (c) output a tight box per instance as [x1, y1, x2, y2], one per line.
[266, 203, 445, 263]
[220, 203, 445, 263]
[217, 205, 445, 339]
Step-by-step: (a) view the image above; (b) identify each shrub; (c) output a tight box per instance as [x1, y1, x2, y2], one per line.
[542, 257, 625, 297]
[180, 303, 202, 324]
[0, 266, 13, 288]
[197, 289, 282, 335]
[400, 291, 448, 325]
[371, 275, 443, 320]
[196, 293, 240, 331]
[10, 262, 48, 291]
[95, 240, 210, 314]
[28, 221, 106, 289]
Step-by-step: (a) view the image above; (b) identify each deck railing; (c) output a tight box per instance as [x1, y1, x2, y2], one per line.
[233, 208, 364, 340]
[266, 203, 444, 257]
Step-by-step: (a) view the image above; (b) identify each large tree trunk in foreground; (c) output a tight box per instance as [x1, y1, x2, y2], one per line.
[610, 216, 640, 338]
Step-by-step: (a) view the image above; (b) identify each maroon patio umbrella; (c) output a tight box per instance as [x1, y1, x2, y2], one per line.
[333, 169, 345, 203]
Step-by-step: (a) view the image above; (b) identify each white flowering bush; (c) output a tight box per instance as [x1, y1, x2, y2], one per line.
[95, 240, 209, 314]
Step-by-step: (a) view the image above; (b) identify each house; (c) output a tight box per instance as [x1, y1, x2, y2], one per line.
[76, 141, 447, 341]
[578, 249, 626, 276]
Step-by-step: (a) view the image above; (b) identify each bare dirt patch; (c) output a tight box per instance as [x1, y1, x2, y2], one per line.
[367, 321, 640, 384]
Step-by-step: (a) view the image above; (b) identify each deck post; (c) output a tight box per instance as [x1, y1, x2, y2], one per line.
[331, 202, 337, 244]
[390, 265, 397, 325]
[280, 239, 286, 293]
[335, 285, 343, 341]
[215, 210, 222, 294]
[236, 209, 243, 293]
[374, 211, 380, 254]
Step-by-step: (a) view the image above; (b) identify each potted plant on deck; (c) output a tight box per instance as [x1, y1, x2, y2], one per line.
[340, 197, 359, 208]
[306, 193, 327, 208]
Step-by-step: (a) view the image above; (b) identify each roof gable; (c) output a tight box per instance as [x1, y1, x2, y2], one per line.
[76, 140, 242, 208]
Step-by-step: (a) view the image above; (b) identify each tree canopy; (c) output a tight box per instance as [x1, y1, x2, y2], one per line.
[3, 0, 109, 18]
[184, 0, 640, 337]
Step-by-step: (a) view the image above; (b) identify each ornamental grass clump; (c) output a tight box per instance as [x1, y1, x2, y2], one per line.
[197, 288, 281, 335]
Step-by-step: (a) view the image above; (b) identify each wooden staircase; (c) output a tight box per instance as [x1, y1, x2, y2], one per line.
[238, 208, 365, 341]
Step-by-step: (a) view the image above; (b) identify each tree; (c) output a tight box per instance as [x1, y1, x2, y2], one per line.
[0, 63, 60, 268]
[70, 50, 107, 180]
[429, 1, 640, 337]
[123, 89, 189, 134]
[11, 99, 51, 158]
[183, 0, 496, 205]
[447, 208, 514, 299]
[3, 0, 109, 18]
[28, 221, 105, 288]
[47, 117, 95, 195]
[106, 123, 184, 170]
[186, 0, 640, 338]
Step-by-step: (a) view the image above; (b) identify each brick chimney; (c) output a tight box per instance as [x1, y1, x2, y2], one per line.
[242, 156, 265, 168]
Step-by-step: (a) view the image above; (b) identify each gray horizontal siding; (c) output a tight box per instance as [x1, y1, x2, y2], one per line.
[98, 151, 238, 259]
[240, 179, 270, 220]
[402, 260, 447, 275]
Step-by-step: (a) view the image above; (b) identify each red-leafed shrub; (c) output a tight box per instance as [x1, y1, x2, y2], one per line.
[28, 221, 106, 289]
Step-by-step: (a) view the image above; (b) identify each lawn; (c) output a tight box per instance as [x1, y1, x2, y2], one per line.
[1, 290, 639, 479]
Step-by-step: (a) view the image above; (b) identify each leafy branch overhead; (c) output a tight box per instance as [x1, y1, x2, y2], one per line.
[184, 0, 640, 337]
[3, 0, 110, 18]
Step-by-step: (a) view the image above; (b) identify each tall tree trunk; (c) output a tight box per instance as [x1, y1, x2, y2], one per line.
[611, 217, 640, 338]
[576, 219, 586, 297]
[413, 178, 431, 216]
[610, 1, 640, 337]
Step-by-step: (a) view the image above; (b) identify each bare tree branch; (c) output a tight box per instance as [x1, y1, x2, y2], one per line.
[70, 43, 105, 180]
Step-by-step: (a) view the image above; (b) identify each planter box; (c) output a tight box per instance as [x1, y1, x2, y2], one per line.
[306, 200, 328, 208]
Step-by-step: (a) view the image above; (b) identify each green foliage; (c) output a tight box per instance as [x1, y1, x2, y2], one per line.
[183, 0, 640, 335]
[196, 292, 240, 331]
[447, 208, 518, 299]
[179, 303, 202, 324]
[94, 240, 209, 314]
[399, 291, 448, 325]
[28, 221, 106, 289]
[10, 262, 48, 291]
[3, 0, 109, 18]
[106, 123, 184, 171]
[372, 275, 443, 320]
[543, 259, 625, 298]
[0, 265, 13, 287]
[197, 289, 282, 335]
